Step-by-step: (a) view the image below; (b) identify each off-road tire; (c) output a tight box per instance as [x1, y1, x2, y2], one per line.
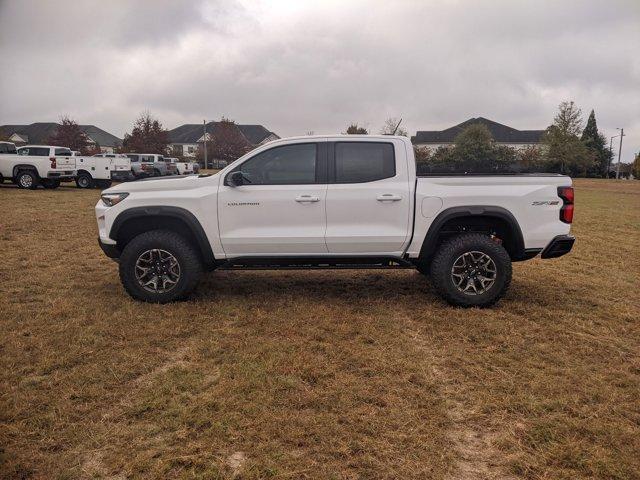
[16, 170, 38, 189]
[119, 230, 203, 303]
[41, 179, 60, 189]
[430, 233, 512, 308]
[76, 173, 94, 189]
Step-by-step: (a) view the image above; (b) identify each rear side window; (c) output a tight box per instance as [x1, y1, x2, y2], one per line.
[55, 148, 71, 156]
[19, 147, 50, 156]
[233, 143, 318, 185]
[0, 143, 17, 154]
[334, 142, 395, 183]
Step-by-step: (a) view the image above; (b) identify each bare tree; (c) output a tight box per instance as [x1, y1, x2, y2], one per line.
[48, 116, 97, 154]
[380, 117, 408, 136]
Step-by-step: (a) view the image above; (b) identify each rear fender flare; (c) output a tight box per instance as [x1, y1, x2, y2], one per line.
[419, 206, 525, 260]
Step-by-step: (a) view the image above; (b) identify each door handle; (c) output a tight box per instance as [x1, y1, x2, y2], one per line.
[295, 195, 320, 203]
[376, 194, 402, 202]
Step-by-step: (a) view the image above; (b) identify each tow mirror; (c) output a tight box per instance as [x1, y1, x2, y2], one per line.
[227, 171, 244, 187]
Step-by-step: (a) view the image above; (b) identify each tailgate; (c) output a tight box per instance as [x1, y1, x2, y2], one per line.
[54, 156, 76, 169]
[112, 159, 131, 171]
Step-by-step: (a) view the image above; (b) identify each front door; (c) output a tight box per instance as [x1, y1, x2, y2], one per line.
[218, 141, 328, 256]
[325, 140, 411, 255]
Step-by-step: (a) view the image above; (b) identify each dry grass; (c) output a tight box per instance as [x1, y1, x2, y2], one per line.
[0, 179, 638, 479]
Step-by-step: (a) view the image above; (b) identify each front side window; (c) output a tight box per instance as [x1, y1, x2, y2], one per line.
[55, 148, 71, 156]
[233, 143, 317, 185]
[335, 142, 395, 183]
[127, 154, 139, 162]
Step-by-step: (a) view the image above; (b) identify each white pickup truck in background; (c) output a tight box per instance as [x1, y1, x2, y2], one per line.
[96, 135, 575, 307]
[165, 157, 196, 175]
[0, 144, 76, 189]
[73, 154, 133, 188]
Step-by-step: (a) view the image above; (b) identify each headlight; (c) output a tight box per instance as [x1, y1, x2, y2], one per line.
[101, 192, 128, 207]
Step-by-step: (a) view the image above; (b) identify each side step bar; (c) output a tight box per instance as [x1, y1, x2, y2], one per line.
[216, 256, 415, 270]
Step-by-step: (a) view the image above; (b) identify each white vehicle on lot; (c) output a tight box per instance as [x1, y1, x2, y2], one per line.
[73, 154, 133, 188]
[165, 157, 195, 175]
[0, 144, 76, 189]
[96, 135, 575, 307]
[124, 153, 177, 177]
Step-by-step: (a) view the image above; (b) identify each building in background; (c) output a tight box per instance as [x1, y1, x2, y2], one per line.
[0, 122, 123, 153]
[168, 122, 279, 158]
[412, 117, 545, 151]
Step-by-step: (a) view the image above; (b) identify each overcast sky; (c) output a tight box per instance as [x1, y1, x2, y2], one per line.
[1, 0, 638, 160]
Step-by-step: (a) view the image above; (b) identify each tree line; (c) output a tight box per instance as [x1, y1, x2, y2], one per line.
[15, 107, 638, 177]
[412, 102, 635, 178]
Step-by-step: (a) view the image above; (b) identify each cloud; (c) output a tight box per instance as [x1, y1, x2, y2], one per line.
[1, 0, 638, 160]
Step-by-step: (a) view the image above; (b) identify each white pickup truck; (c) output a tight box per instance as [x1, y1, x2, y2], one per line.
[96, 135, 575, 307]
[165, 157, 196, 175]
[0, 144, 76, 189]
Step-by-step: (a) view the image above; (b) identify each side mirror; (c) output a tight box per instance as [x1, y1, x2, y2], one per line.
[227, 170, 244, 187]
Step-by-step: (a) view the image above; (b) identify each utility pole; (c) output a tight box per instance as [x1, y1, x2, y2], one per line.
[609, 135, 617, 177]
[615, 128, 625, 179]
[203, 120, 208, 170]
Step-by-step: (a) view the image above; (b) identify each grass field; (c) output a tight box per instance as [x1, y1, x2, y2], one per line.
[0, 179, 638, 479]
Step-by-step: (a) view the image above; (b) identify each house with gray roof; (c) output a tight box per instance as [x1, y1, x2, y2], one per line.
[0, 122, 122, 153]
[412, 117, 546, 151]
[168, 121, 279, 158]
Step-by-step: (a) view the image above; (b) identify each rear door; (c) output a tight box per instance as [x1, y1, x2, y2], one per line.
[325, 140, 411, 255]
[218, 140, 328, 256]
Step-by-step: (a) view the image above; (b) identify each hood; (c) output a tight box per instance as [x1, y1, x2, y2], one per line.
[103, 173, 219, 194]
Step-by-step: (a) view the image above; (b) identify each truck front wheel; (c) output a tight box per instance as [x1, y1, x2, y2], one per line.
[119, 230, 203, 303]
[16, 170, 39, 189]
[430, 233, 512, 308]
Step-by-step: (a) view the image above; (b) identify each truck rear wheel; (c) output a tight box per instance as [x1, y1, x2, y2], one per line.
[430, 233, 512, 308]
[119, 230, 203, 303]
[16, 170, 38, 189]
[76, 173, 94, 189]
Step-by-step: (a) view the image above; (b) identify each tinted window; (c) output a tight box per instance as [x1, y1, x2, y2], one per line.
[233, 143, 317, 185]
[334, 142, 395, 183]
[55, 148, 71, 156]
[127, 154, 139, 162]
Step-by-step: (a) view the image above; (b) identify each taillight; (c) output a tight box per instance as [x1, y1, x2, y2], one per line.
[558, 186, 574, 224]
[50, 157, 56, 168]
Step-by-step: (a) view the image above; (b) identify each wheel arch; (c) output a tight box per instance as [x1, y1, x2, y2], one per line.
[419, 206, 526, 261]
[110, 206, 215, 268]
[77, 169, 92, 177]
[13, 164, 39, 178]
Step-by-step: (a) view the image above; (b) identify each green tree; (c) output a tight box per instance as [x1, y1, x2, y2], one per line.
[451, 123, 514, 172]
[122, 112, 169, 154]
[633, 153, 640, 179]
[581, 110, 609, 177]
[543, 101, 593, 176]
[345, 124, 368, 134]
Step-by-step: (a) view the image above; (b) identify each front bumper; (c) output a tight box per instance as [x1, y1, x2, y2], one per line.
[98, 237, 120, 259]
[541, 235, 575, 259]
[111, 170, 134, 181]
